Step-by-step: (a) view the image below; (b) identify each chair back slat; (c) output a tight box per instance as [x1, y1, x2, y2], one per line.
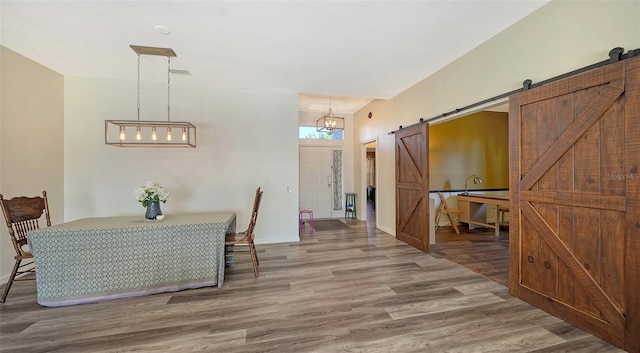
[437, 192, 451, 212]
[244, 187, 263, 242]
[252, 188, 263, 219]
[14, 219, 40, 244]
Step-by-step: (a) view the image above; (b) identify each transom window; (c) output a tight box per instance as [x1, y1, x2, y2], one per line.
[299, 126, 343, 140]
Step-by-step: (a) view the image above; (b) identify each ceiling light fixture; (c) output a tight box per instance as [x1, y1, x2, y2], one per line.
[316, 96, 344, 133]
[105, 45, 196, 147]
[154, 25, 171, 35]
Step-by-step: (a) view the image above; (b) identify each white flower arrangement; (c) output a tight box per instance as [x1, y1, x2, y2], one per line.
[134, 180, 170, 207]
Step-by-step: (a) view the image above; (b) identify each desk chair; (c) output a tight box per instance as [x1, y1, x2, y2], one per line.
[435, 192, 462, 235]
[0, 191, 51, 303]
[497, 206, 510, 229]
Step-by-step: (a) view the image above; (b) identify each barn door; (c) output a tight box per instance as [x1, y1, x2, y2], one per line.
[509, 56, 640, 351]
[395, 123, 429, 252]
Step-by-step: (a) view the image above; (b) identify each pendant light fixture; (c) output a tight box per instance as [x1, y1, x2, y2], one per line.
[105, 45, 196, 147]
[316, 96, 344, 133]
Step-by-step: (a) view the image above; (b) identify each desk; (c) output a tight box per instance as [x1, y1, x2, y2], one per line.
[457, 194, 509, 238]
[28, 212, 235, 307]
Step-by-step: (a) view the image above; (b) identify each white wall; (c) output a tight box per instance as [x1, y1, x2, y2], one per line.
[64, 76, 300, 244]
[353, 0, 640, 237]
[0, 46, 65, 283]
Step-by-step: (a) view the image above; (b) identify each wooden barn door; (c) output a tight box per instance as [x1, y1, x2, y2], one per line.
[509, 56, 640, 351]
[395, 123, 429, 252]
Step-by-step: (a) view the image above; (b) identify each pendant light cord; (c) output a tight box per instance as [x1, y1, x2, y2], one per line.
[137, 53, 141, 122]
[167, 56, 171, 124]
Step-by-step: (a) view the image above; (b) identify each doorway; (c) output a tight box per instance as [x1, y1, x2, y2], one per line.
[364, 140, 377, 227]
[429, 107, 510, 284]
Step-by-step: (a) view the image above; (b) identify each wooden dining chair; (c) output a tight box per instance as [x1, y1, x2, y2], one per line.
[0, 191, 51, 303]
[226, 187, 263, 277]
[435, 191, 463, 235]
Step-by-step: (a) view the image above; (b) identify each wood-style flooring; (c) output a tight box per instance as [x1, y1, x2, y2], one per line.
[0, 204, 624, 352]
[431, 224, 510, 287]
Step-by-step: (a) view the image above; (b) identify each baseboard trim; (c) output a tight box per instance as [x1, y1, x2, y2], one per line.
[377, 224, 395, 236]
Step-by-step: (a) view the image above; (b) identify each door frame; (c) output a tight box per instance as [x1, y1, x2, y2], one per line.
[427, 99, 510, 245]
[360, 138, 378, 226]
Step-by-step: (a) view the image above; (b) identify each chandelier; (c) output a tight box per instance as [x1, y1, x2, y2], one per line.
[316, 96, 344, 133]
[105, 45, 196, 147]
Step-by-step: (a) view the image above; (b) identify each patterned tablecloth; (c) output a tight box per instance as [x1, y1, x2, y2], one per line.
[28, 212, 236, 307]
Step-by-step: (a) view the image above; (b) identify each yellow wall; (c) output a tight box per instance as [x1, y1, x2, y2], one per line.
[0, 46, 65, 283]
[429, 111, 508, 191]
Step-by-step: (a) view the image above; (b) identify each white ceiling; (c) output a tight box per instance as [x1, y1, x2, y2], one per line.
[1, 1, 548, 113]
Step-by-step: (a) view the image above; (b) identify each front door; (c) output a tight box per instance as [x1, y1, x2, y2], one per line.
[509, 56, 640, 351]
[395, 123, 429, 252]
[299, 146, 333, 218]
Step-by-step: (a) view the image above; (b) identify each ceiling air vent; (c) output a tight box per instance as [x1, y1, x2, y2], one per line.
[169, 69, 191, 75]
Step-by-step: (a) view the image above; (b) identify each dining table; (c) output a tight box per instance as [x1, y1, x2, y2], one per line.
[27, 211, 235, 307]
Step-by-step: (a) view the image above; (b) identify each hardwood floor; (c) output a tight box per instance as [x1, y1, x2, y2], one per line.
[432, 224, 510, 287]
[0, 207, 624, 352]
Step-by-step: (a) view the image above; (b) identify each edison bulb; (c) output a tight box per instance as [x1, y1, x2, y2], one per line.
[151, 127, 157, 141]
[167, 128, 172, 141]
[136, 126, 142, 141]
[119, 126, 126, 141]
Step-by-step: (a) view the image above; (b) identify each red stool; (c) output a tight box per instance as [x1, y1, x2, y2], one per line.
[299, 209, 314, 234]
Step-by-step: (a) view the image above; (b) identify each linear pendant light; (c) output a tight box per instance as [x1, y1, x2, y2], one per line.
[105, 45, 196, 147]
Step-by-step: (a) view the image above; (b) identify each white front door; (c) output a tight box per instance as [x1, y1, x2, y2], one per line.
[299, 146, 332, 218]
